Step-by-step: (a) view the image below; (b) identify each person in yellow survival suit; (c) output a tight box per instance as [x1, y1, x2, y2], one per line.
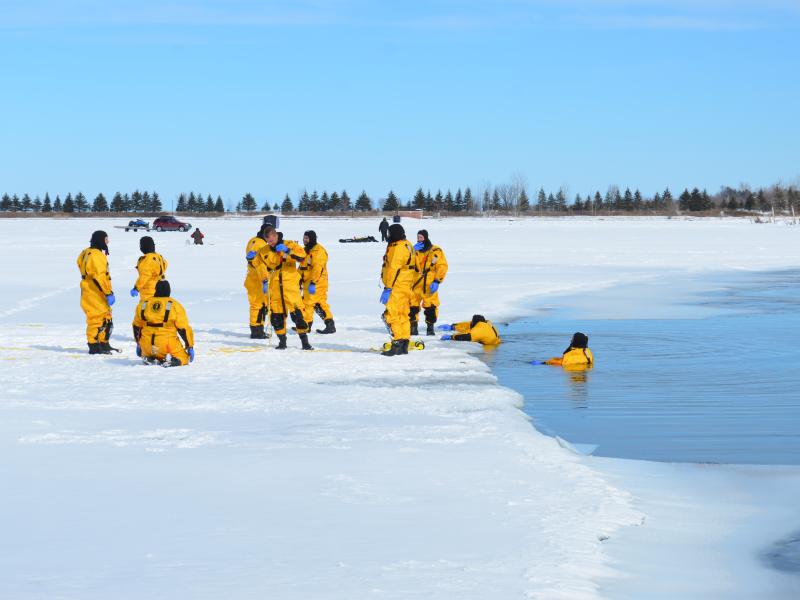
[300, 230, 336, 335]
[410, 229, 448, 337]
[77, 230, 117, 354]
[254, 226, 312, 350]
[532, 332, 594, 369]
[132, 280, 195, 367]
[130, 236, 167, 301]
[244, 224, 271, 339]
[438, 315, 501, 346]
[379, 223, 417, 356]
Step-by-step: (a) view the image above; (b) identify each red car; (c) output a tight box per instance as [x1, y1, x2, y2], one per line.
[153, 216, 191, 232]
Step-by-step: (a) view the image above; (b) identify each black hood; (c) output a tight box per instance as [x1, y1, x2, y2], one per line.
[417, 229, 432, 251]
[258, 223, 270, 239]
[566, 332, 589, 352]
[139, 236, 155, 254]
[154, 280, 171, 298]
[470, 314, 487, 328]
[304, 230, 317, 252]
[387, 223, 406, 243]
[90, 230, 108, 255]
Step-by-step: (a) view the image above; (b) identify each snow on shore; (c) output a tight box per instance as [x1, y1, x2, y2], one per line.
[2, 216, 799, 599]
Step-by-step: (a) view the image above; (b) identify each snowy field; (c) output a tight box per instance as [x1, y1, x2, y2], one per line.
[2, 216, 800, 599]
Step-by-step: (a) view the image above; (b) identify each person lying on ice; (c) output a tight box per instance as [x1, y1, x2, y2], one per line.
[531, 332, 593, 369]
[438, 315, 501, 346]
[252, 226, 313, 350]
[132, 280, 195, 367]
[130, 236, 167, 301]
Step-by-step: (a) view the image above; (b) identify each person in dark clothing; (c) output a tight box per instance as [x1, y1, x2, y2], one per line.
[378, 217, 390, 242]
[191, 228, 204, 245]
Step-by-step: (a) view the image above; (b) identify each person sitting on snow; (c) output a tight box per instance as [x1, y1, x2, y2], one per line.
[532, 332, 593, 369]
[438, 314, 501, 346]
[132, 280, 195, 367]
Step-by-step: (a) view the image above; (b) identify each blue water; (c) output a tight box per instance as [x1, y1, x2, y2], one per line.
[485, 270, 800, 465]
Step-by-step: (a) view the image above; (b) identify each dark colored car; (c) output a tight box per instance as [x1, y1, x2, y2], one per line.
[125, 219, 149, 232]
[153, 216, 191, 232]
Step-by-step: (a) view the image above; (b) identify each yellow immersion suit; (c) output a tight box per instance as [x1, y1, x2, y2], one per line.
[132, 296, 194, 365]
[256, 240, 308, 336]
[381, 239, 417, 341]
[244, 235, 270, 328]
[452, 320, 502, 346]
[410, 243, 448, 327]
[77, 247, 113, 344]
[134, 253, 168, 300]
[546, 347, 594, 369]
[300, 242, 333, 327]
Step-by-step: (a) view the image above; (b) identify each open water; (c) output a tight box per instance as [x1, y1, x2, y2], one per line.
[485, 270, 800, 465]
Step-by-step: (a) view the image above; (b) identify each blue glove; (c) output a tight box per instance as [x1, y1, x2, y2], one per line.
[413, 241, 425, 251]
[308, 282, 316, 295]
[246, 250, 257, 260]
[440, 335, 452, 341]
[130, 287, 138, 297]
[529, 360, 546, 365]
[135, 345, 142, 357]
[275, 243, 289, 253]
[106, 293, 115, 306]
[380, 288, 391, 305]
[262, 280, 268, 293]
[188, 348, 195, 363]
[437, 324, 454, 331]
[429, 280, 440, 294]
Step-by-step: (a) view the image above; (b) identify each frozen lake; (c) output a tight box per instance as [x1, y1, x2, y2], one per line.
[487, 269, 800, 465]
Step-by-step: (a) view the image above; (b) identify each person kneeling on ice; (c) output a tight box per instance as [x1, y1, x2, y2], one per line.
[132, 280, 195, 367]
[438, 315, 501, 346]
[531, 332, 593, 369]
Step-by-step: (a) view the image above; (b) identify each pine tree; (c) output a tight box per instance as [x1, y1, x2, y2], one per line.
[482, 190, 490, 212]
[356, 191, 372, 211]
[518, 188, 530, 212]
[122, 193, 132, 212]
[241, 193, 257, 212]
[687, 188, 702, 211]
[206, 195, 214, 212]
[536, 188, 547, 211]
[32, 196, 42, 212]
[757, 189, 770, 211]
[42, 193, 52, 212]
[744, 192, 755, 211]
[454, 189, 464, 212]
[413, 187, 425, 209]
[215, 196, 224, 213]
[187, 192, 197, 212]
[309, 191, 320, 212]
[62, 193, 75, 213]
[11, 194, 21, 211]
[261, 198, 272, 211]
[152, 192, 162, 212]
[341, 190, 352, 211]
[425, 191, 434, 212]
[383, 190, 400, 212]
[298, 191, 310, 212]
[464, 188, 474, 212]
[176, 194, 187, 212]
[701, 189, 712, 211]
[492, 190, 501, 211]
[130, 190, 142, 212]
[54, 195, 63, 212]
[330, 191, 340, 211]
[444, 190, 454, 212]
[22, 194, 33, 212]
[92, 193, 108, 212]
[434, 190, 444, 212]
[653, 192, 662, 211]
[75, 192, 89, 212]
[142, 191, 151, 212]
[273, 203, 279, 210]
[726, 196, 739, 210]
[281, 194, 293, 212]
[320, 191, 331, 211]
[594, 191, 602, 210]
[0, 194, 10, 211]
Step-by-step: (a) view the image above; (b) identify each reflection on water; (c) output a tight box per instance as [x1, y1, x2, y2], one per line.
[484, 270, 800, 465]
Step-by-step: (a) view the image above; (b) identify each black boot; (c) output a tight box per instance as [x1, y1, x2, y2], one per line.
[399, 339, 410, 355]
[98, 341, 118, 353]
[250, 325, 267, 339]
[410, 321, 419, 336]
[381, 340, 403, 356]
[299, 333, 313, 350]
[426, 323, 435, 336]
[276, 334, 287, 350]
[88, 342, 100, 354]
[316, 319, 336, 334]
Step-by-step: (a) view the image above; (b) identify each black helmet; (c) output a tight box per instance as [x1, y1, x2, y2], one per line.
[566, 332, 589, 352]
[154, 280, 171, 298]
[139, 236, 155, 254]
[387, 223, 405, 243]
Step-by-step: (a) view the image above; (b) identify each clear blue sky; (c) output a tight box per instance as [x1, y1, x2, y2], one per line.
[1, 0, 798, 207]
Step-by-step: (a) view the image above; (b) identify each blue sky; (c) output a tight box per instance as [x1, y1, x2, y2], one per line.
[1, 0, 798, 207]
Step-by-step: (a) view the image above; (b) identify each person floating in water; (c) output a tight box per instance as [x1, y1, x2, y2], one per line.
[531, 332, 593, 369]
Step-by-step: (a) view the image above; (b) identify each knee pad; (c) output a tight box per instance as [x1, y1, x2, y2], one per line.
[424, 306, 437, 323]
[270, 312, 285, 330]
[314, 303, 328, 320]
[290, 309, 307, 329]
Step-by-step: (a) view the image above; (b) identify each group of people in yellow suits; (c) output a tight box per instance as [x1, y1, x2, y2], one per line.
[77, 222, 592, 368]
[77, 230, 193, 366]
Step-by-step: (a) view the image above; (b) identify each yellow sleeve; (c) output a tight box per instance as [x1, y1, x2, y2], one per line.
[173, 301, 195, 347]
[247, 239, 269, 280]
[545, 357, 563, 366]
[287, 240, 306, 262]
[85, 250, 112, 295]
[258, 246, 281, 271]
[432, 247, 448, 282]
[308, 246, 327, 283]
[453, 321, 470, 333]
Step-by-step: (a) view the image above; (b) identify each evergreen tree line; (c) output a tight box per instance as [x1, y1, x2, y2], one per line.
[3, 182, 798, 215]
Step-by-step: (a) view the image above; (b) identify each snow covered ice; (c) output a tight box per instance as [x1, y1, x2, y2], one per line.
[2, 216, 800, 599]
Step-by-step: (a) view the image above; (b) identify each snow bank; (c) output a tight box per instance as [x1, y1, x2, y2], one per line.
[2, 216, 799, 598]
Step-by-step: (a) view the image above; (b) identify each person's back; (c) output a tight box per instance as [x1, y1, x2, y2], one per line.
[132, 236, 167, 300]
[132, 280, 194, 366]
[544, 332, 593, 368]
[446, 315, 501, 346]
